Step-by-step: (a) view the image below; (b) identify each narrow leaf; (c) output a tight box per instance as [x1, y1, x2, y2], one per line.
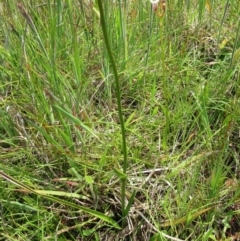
[54, 105, 99, 139]
[0, 171, 120, 229]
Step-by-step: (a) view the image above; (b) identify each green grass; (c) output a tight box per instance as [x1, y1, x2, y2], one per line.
[0, 0, 240, 240]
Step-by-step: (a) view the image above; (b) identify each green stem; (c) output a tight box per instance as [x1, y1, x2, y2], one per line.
[97, 0, 128, 227]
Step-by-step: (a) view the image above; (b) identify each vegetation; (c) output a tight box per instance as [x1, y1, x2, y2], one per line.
[0, 0, 239, 240]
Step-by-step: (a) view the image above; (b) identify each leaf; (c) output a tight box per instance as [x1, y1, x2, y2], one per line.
[0, 171, 121, 229]
[160, 206, 213, 227]
[124, 190, 136, 218]
[232, 48, 240, 66]
[54, 105, 99, 140]
[205, 0, 211, 13]
[85, 175, 94, 185]
[125, 111, 135, 127]
[113, 168, 127, 180]
[219, 38, 229, 49]
[15, 189, 90, 200]
[0, 199, 38, 212]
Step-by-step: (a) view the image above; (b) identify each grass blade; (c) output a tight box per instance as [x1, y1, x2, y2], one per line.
[0, 171, 121, 230]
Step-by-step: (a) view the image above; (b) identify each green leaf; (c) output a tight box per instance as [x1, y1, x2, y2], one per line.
[124, 190, 136, 218]
[0, 171, 121, 229]
[0, 199, 38, 212]
[54, 105, 99, 139]
[85, 175, 94, 185]
[113, 168, 127, 180]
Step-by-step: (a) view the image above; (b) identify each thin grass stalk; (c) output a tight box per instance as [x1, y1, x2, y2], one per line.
[230, 18, 240, 68]
[46, 0, 59, 91]
[186, 0, 191, 11]
[17, 3, 50, 65]
[217, 0, 230, 44]
[66, 0, 81, 87]
[97, 0, 128, 227]
[143, 4, 155, 86]
[56, 0, 63, 38]
[159, 16, 169, 151]
[198, 0, 206, 24]
[118, 0, 128, 60]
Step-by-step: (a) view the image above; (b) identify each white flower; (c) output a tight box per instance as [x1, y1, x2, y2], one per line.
[149, 0, 160, 11]
[149, 0, 160, 4]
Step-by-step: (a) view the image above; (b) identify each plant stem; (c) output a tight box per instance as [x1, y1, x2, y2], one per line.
[97, 0, 128, 227]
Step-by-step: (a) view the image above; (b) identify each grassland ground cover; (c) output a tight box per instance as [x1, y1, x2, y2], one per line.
[0, 0, 240, 240]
